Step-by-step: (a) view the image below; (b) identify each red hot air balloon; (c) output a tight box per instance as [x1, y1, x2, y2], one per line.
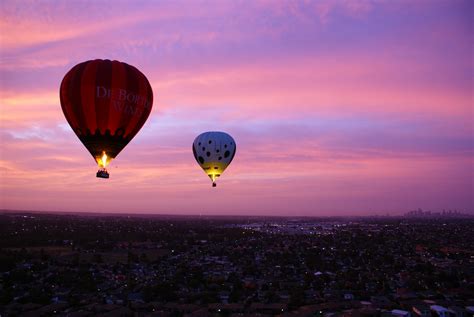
[60, 59, 153, 178]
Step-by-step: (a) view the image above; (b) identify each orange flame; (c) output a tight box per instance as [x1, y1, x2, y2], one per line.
[97, 151, 109, 168]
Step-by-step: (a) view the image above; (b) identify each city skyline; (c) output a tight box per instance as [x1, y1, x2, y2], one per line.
[1, 0, 472, 215]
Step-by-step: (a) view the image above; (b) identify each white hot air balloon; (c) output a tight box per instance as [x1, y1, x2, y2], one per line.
[192, 131, 236, 187]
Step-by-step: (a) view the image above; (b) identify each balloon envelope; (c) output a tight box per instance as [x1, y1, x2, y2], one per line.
[192, 131, 236, 186]
[60, 59, 153, 176]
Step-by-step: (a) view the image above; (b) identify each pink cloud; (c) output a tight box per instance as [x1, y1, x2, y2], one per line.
[1, 153, 471, 215]
[152, 53, 471, 121]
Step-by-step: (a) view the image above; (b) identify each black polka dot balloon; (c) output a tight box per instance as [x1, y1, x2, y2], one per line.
[192, 131, 236, 187]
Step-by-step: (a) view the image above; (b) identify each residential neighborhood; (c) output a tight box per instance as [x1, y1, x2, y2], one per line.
[0, 212, 473, 316]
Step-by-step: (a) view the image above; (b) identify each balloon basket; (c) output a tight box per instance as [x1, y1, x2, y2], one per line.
[96, 169, 110, 179]
[212, 182, 216, 187]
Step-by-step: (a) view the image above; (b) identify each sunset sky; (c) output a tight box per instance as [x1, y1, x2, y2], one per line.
[1, 0, 472, 216]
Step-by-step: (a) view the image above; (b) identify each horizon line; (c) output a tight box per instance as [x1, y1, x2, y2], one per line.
[1, 209, 473, 219]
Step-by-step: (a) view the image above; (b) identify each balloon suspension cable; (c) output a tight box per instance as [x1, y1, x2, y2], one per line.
[211, 174, 217, 187]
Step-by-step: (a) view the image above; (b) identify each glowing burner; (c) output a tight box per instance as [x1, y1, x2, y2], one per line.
[96, 151, 110, 179]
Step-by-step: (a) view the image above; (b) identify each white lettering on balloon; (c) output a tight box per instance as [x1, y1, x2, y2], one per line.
[96, 86, 150, 118]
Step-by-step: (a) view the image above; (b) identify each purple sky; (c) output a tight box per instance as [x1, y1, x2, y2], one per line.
[1, 0, 472, 216]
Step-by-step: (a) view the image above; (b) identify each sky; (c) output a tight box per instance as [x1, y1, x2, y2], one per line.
[0, 0, 472, 216]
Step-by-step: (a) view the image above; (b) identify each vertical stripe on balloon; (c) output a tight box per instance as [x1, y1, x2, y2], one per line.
[81, 60, 99, 134]
[95, 60, 112, 135]
[68, 62, 88, 134]
[124, 66, 147, 138]
[128, 70, 153, 140]
[107, 60, 127, 135]
[120, 65, 139, 137]
[60, 70, 80, 132]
